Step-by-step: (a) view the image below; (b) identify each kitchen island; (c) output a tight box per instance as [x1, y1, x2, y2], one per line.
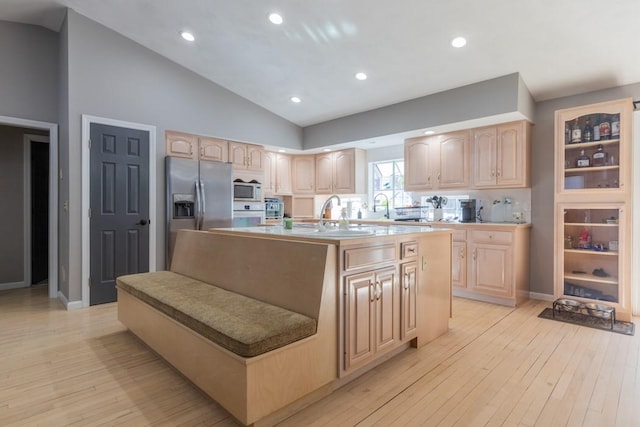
[210, 224, 453, 378]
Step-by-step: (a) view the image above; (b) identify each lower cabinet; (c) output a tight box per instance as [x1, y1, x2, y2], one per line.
[400, 261, 418, 340]
[345, 267, 398, 370]
[432, 225, 530, 307]
[469, 240, 513, 297]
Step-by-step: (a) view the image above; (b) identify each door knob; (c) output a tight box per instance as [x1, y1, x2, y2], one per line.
[137, 219, 149, 226]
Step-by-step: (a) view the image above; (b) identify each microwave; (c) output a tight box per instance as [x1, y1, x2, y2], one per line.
[233, 181, 262, 201]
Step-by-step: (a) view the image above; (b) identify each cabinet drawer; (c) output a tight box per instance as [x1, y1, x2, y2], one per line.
[470, 230, 512, 244]
[401, 241, 418, 259]
[344, 244, 396, 271]
[452, 230, 467, 241]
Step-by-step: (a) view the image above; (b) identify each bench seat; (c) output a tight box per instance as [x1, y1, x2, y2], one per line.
[116, 270, 317, 357]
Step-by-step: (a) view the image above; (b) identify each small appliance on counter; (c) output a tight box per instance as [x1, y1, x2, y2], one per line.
[394, 206, 427, 222]
[265, 198, 284, 220]
[460, 199, 477, 223]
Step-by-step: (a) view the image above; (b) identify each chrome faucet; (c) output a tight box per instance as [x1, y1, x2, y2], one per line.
[373, 193, 390, 219]
[319, 195, 341, 228]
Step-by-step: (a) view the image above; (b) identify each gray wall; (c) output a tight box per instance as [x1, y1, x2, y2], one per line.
[0, 21, 59, 123]
[530, 83, 640, 295]
[0, 125, 48, 284]
[62, 10, 303, 301]
[303, 73, 528, 149]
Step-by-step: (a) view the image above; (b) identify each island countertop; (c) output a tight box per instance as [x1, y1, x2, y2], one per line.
[210, 224, 451, 244]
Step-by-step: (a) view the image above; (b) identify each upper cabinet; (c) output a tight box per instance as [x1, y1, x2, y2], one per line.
[166, 131, 229, 162]
[199, 137, 229, 162]
[554, 98, 632, 201]
[292, 155, 315, 194]
[229, 141, 265, 172]
[404, 131, 470, 191]
[473, 121, 531, 189]
[315, 149, 366, 194]
[263, 152, 293, 195]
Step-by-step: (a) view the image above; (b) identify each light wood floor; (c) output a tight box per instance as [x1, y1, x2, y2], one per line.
[1, 286, 638, 426]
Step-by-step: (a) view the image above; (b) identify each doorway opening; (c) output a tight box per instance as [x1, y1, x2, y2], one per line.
[27, 136, 50, 286]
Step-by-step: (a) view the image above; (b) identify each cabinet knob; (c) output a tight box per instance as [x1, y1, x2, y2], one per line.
[404, 274, 410, 290]
[472, 249, 477, 261]
[376, 281, 382, 300]
[370, 282, 375, 302]
[497, 169, 501, 177]
[437, 173, 441, 182]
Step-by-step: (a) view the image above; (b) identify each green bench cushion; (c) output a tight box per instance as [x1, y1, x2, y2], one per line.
[116, 271, 317, 357]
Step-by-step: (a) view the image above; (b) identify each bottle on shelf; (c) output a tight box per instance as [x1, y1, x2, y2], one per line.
[599, 118, 611, 140]
[611, 114, 620, 139]
[578, 226, 591, 249]
[570, 119, 582, 143]
[592, 144, 608, 166]
[575, 149, 590, 168]
[592, 117, 600, 140]
[582, 117, 593, 142]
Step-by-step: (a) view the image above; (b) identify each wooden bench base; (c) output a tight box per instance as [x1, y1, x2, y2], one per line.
[117, 233, 339, 426]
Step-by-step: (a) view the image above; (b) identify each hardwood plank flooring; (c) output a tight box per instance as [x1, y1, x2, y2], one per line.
[1, 286, 638, 426]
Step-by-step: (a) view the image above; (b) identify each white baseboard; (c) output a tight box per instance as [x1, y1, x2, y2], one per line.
[529, 292, 555, 302]
[58, 291, 83, 310]
[0, 281, 27, 291]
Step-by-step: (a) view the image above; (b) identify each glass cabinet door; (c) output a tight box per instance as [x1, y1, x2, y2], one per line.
[560, 206, 622, 304]
[555, 98, 631, 197]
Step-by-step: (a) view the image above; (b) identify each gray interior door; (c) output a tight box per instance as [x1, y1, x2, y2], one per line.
[90, 123, 150, 305]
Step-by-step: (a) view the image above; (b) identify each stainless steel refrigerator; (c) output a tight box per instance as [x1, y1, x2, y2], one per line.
[166, 156, 233, 268]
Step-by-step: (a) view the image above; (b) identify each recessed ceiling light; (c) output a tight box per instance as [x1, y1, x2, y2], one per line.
[323, 148, 331, 152]
[269, 12, 283, 25]
[180, 31, 195, 42]
[451, 36, 466, 48]
[278, 149, 286, 153]
[290, 96, 301, 103]
[355, 72, 367, 81]
[424, 130, 435, 135]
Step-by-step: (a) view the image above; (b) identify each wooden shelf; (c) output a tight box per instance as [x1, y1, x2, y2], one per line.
[564, 249, 618, 256]
[564, 222, 618, 227]
[564, 272, 618, 285]
[564, 139, 620, 150]
[564, 165, 619, 173]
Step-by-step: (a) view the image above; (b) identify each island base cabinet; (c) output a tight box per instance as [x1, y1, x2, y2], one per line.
[400, 262, 418, 340]
[344, 267, 398, 372]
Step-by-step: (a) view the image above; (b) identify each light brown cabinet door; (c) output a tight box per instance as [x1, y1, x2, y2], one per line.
[315, 153, 334, 194]
[199, 137, 228, 162]
[375, 267, 398, 353]
[263, 152, 277, 194]
[469, 242, 513, 297]
[275, 153, 292, 194]
[400, 262, 418, 340]
[333, 150, 356, 193]
[292, 156, 315, 194]
[229, 142, 247, 168]
[246, 144, 264, 172]
[473, 127, 497, 187]
[166, 131, 197, 160]
[404, 138, 433, 190]
[451, 241, 467, 289]
[496, 122, 526, 187]
[345, 272, 375, 369]
[438, 131, 470, 188]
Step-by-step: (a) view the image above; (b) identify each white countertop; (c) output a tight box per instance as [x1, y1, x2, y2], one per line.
[211, 224, 445, 242]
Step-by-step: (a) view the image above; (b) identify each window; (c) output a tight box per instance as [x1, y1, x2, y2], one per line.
[370, 160, 411, 210]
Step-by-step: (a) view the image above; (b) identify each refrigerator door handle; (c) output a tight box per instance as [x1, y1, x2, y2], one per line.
[199, 180, 206, 230]
[195, 180, 202, 230]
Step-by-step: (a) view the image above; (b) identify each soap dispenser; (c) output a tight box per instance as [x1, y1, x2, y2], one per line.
[338, 208, 349, 230]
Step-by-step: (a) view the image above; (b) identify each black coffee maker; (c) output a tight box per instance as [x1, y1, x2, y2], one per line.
[460, 199, 476, 223]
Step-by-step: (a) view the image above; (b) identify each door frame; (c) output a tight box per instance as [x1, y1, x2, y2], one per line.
[23, 133, 51, 290]
[81, 115, 157, 307]
[633, 109, 639, 316]
[0, 115, 58, 299]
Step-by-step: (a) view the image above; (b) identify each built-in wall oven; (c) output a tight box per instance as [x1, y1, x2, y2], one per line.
[233, 201, 265, 227]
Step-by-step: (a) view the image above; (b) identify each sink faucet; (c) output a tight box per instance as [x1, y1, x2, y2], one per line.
[319, 195, 341, 228]
[373, 193, 390, 219]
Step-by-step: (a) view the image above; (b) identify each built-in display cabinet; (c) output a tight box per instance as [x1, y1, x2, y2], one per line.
[554, 98, 633, 321]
